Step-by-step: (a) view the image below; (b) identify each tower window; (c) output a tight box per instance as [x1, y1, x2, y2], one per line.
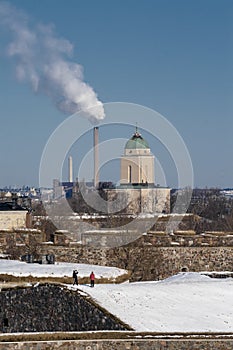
[128, 165, 132, 183]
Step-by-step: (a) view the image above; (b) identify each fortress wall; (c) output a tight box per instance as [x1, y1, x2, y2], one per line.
[104, 232, 233, 281]
[0, 229, 43, 257]
[0, 284, 127, 333]
[111, 246, 233, 281]
[39, 233, 233, 281]
[0, 339, 233, 349]
[1, 224, 232, 282]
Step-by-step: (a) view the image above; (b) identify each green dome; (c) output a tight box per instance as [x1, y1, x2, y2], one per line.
[125, 131, 149, 149]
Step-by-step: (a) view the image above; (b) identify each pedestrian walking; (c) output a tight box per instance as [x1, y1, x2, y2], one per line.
[72, 269, 78, 285]
[90, 271, 95, 287]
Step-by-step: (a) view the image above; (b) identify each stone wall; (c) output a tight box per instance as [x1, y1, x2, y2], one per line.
[0, 284, 127, 333]
[1, 220, 233, 282]
[0, 229, 43, 260]
[108, 246, 233, 281]
[39, 231, 233, 281]
[0, 229, 42, 246]
[0, 339, 233, 349]
[100, 232, 233, 281]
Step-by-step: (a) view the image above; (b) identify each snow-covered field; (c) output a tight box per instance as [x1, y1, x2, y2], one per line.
[1, 260, 233, 333]
[78, 273, 233, 332]
[0, 259, 127, 279]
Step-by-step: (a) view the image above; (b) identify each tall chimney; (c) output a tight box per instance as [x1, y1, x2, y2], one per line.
[68, 156, 73, 183]
[93, 127, 99, 187]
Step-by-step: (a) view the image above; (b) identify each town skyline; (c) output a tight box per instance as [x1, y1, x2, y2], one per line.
[0, 0, 232, 188]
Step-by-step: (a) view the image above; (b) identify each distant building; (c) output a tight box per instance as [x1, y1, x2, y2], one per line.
[0, 202, 29, 230]
[53, 179, 65, 199]
[120, 127, 155, 186]
[104, 128, 170, 214]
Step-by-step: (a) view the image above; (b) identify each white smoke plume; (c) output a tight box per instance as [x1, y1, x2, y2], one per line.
[0, 1, 105, 123]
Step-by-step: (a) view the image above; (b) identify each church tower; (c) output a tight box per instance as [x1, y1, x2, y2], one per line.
[120, 128, 155, 186]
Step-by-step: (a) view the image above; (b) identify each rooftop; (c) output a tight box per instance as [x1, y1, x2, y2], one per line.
[125, 129, 149, 149]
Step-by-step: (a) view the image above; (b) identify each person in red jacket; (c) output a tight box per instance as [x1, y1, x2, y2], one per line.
[90, 271, 95, 287]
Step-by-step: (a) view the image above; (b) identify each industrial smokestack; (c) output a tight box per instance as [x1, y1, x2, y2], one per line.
[93, 127, 99, 188]
[68, 156, 73, 183]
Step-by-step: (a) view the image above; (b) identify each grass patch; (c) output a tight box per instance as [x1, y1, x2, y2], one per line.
[0, 270, 131, 285]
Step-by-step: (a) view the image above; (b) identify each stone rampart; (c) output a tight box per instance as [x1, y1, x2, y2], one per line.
[39, 231, 233, 281]
[0, 284, 127, 333]
[0, 339, 233, 349]
[1, 227, 233, 282]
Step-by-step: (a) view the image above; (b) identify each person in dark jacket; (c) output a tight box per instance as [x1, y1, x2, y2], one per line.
[90, 271, 95, 287]
[72, 270, 78, 285]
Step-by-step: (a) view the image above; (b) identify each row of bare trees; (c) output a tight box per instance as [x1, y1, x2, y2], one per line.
[171, 188, 233, 232]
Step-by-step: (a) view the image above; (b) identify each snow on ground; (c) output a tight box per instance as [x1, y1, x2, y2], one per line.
[1, 260, 233, 333]
[0, 259, 127, 279]
[78, 272, 233, 332]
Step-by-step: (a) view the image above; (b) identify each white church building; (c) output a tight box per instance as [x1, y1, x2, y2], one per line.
[104, 128, 170, 214]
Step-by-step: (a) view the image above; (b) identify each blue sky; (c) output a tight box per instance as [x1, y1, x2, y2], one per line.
[0, 0, 232, 188]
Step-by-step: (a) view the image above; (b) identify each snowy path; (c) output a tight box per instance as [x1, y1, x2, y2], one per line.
[0, 259, 127, 279]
